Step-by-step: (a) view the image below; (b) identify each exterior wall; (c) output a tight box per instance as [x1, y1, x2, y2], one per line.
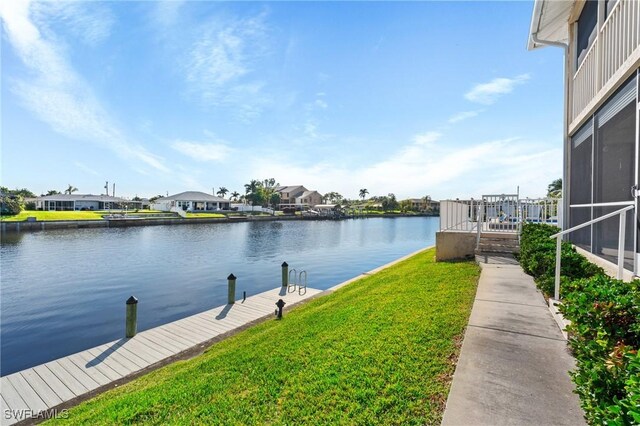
[435, 231, 476, 261]
[296, 192, 323, 207]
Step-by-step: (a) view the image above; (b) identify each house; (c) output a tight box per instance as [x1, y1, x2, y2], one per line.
[276, 185, 323, 209]
[35, 194, 142, 211]
[407, 197, 440, 213]
[151, 191, 230, 212]
[528, 0, 639, 274]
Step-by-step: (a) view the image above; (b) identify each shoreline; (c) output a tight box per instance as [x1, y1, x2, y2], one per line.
[0, 213, 437, 233]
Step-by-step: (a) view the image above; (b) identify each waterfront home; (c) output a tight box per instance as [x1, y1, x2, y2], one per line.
[151, 191, 230, 212]
[407, 197, 440, 213]
[35, 194, 142, 211]
[276, 185, 323, 209]
[528, 0, 639, 274]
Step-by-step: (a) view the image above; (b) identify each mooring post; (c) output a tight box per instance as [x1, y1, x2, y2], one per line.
[125, 296, 138, 338]
[228, 274, 236, 304]
[275, 299, 286, 320]
[281, 262, 288, 287]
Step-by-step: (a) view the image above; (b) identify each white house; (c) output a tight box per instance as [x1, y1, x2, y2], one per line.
[529, 0, 639, 274]
[35, 194, 142, 211]
[151, 191, 231, 212]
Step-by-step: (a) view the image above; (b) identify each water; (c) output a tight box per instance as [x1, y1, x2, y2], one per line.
[0, 217, 437, 375]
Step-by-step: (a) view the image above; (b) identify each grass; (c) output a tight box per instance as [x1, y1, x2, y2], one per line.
[0, 210, 105, 221]
[47, 248, 479, 425]
[185, 212, 226, 219]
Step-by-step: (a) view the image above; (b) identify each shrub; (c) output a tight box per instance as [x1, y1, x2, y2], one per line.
[560, 275, 640, 425]
[0, 194, 24, 215]
[519, 223, 603, 297]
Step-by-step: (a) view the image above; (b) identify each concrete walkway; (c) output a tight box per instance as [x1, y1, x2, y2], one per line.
[442, 254, 585, 426]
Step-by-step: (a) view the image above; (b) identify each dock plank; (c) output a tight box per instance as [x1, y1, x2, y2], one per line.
[132, 335, 175, 358]
[55, 358, 100, 392]
[66, 353, 112, 386]
[0, 378, 30, 416]
[73, 350, 122, 382]
[1, 394, 19, 425]
[138, 330, 186, 354]
[19, 370, 63, 408]
[5, 374, 48, 413]
[31, 365, 77, 400]
[44, 362, 90, 396]
[144, 328, 193, 350]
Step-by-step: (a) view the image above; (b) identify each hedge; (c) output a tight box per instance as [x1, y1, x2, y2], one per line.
[519, 223, 640, 425]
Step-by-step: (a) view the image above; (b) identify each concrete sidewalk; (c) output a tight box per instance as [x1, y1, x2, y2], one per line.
[441, 255, 585, 426]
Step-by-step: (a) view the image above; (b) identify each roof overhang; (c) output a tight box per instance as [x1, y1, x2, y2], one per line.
[528, 0, 574, 50]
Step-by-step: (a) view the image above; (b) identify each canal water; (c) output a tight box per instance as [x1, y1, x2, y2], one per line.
[0, 217, 437, 375]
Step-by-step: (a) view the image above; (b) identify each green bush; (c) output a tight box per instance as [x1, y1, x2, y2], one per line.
[519, 223, 603, 297]
[560, 275, 640, 425]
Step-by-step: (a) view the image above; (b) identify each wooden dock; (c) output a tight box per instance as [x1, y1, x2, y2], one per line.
[1, 286, 322, 425]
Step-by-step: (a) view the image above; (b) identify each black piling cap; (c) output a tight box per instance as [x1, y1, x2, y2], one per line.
[281, 262, 288, 267]
[126, 296, 138, 305]
[228, 273, 237, 280]
[276, 299, 286, 308]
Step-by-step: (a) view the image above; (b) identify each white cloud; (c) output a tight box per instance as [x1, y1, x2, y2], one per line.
[245, 133, 560, 200]
[172, 140, 232, 162]
[413, 131, 441, 146]
[314, 99, 328, 109]
[0, 0, 169, 173]
[448, 110, 483, 124]
[75, 162, 100, 176]
[184, 10, 271, 119]
[31, 1, 114, 46]
[465, 74, 530, 105]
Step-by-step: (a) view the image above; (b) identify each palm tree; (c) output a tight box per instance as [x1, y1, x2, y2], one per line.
[230, 191, 240, 201]
[65, 185, 78, 195]
[359, 188, 369, 201]
[217, 187, 229, 198]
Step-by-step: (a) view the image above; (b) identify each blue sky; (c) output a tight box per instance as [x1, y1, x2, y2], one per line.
[1, 1, 564, 200]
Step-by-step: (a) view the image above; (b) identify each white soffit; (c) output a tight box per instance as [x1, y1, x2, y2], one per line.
[528, 0, 574, 50]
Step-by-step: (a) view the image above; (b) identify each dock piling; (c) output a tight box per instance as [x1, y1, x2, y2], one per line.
[125, 296, 138, 338]
[281, 262, 288, 287]
[228, 274, 237, 304]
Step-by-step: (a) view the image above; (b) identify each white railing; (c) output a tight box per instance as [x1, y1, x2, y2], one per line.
[520, 198, 562, 227]
[549, 204, 634, 301]
[572, 39, 599, 120]
[439, 199, 478, 232]
[600, 0, 640, 87]
[571, 0, 640, 123]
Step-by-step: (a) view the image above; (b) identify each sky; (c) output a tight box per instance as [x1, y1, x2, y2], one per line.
[1, 0, 565, 200]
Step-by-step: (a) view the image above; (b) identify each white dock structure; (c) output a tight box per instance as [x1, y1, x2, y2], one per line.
[0, 287, 322, 425]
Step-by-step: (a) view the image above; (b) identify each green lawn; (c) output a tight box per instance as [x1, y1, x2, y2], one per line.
[0, 210, 105, 221]
[48, 249, 479, 425]
[185, 212, 226, 219]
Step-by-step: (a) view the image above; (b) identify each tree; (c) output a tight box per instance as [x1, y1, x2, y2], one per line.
[547, 178, 562, 198]
[45, 190, 61, 196]
[64, 185, 78, 195]
[399, 199, 413, 213]
[381, 193, 398, 211]
[262, 178, 279, 209]
[217, 187, 229, 198]
[149, 194, 164, 203]
[323, 192, 343, 204]
[359, 188, 369, 201]
[0, 193, 24, 215]
[230, 191, 240, 201]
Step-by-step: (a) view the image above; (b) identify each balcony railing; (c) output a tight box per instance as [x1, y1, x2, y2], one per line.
[571, 0, 640, 125]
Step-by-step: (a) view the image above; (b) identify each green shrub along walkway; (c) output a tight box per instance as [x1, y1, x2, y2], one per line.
[47, 248, 479, 425]
[519, 223, 640, 425]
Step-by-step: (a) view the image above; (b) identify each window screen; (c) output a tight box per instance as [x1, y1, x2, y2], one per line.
[569, 119, 593, 250]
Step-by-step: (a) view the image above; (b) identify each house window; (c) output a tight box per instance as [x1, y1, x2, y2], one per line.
[576, 0, 598, 69]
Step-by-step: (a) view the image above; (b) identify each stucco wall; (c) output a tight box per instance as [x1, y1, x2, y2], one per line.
[435, 231, 476, 261]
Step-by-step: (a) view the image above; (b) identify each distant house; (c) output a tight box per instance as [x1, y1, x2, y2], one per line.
[151, 191, 230, 212]
[406, 198, 440, 213]
[276, 185, 323, 209]
[35, 194, 142, 211]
